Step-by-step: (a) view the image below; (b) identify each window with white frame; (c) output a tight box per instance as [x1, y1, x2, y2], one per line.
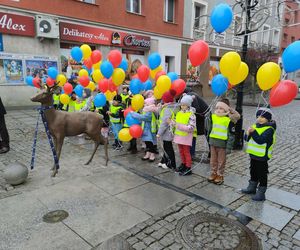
[194, 2, 207, 29]
[126, 0, 141, 14]
[213, 32, 225, 45]
[261, 25, 270, 44]
[234, 15, 243, 35]
[272, 29, 280, 47]
[164, 0, 175, 23]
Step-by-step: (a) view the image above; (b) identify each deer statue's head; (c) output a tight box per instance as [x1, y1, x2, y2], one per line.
[31, 81, 59, 106]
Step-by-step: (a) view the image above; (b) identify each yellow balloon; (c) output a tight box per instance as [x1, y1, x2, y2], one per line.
[92, 69, 103, 82]
[228, 62, 249, 86]
[59, 94, 70, 105]
[87, 81, 96, 91]
[156, 75, 171, 93]
[56, 74, 67, 87]
[80, 44, 92, 60]
[154, 87, 163, 100]
[131, 94, 144, 111]
[104, 90, 116, 101]
[256, 62, 281, 91]
[220, 52, 241, 78]
[93, 61, 101, 70]
[79, 69, 89, 77]
[150, 65, 163, 79]
[112, 68, 126, 86]
[118, 128, 132, 142]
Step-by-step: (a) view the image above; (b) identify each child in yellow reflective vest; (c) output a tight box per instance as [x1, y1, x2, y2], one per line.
[108, 95, 124, 150]
[242, 108, 276, 201]
[171, 94, 196, 176]
[207, 99, 240, 184]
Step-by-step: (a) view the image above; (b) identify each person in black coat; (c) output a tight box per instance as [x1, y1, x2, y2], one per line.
[0, 97, 9, 153]
[184, 88, 209, 161]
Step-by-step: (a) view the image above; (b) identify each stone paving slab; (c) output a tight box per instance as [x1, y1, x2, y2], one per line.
[188, 183, 243, 206]
[0, 193, 90, 250]
[224, 173, 249, 190]
[266, 187, 300, 211]
[116, 182, 186, 216]
[87, 166, 149, 195]
[293, 230, 300, 241]
[191, 164, 211, 178]
[237, 201, 294, 231]
[156, 171, 202, 190]
[63, 196, 150, 246]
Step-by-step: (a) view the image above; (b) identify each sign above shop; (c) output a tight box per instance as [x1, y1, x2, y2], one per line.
[0, 12, 35, 37]
[59, 22, 150, 50]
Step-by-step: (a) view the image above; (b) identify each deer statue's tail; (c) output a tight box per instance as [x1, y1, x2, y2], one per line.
[104, 137, 109, 166]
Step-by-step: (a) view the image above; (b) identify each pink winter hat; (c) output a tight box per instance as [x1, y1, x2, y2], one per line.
[144, 97, 156, 106]
[216, 101, 230, 113]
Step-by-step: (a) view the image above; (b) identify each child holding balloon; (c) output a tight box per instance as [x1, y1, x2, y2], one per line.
[130, 97, 157, 162]
[207, 99, 240, 184]
[108, 95, 124, 150]
[170, 94, 196, 176]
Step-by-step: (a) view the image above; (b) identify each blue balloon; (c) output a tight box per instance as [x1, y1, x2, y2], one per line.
[282, 41, 300, 73]
[100, 61, 114, 79]
[148, 53, 161, 70]
[71, 46, 83, 63]
[119, 58, 128, 72]
[130, 78, 142, 95]
[74, 85, 84, 98]
[25, 76, 34, 86]
[48, 67, 58, 79]
[210, 4, 233, 33]
[211, 74, 228, 96]
[167, 72, 179, 82]
[144, 80, 153, 91]
[94, 93, 107, 107]
[126, 113, 141, 126]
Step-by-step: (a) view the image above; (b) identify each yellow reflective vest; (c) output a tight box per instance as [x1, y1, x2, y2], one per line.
[67, 100, 76, 112]
[174, 111, 193, 136]
[141, 112, 157, 133]
[209, 114, 230, 140]
[53, 94, 60, 105]
[246, 124, 276, 159]
[109, 105, 122, 123]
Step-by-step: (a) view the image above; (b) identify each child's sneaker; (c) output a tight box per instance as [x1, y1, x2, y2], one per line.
[175, 164, 186, 173]
[179, 166, 192, 176]
[161, 163, 168, 169]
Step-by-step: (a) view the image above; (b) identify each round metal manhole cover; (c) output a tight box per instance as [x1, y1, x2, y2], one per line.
[43, 210, 69, 223]
[176, 213, 261, 250]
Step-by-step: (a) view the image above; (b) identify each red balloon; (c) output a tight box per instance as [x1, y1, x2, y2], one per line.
[79, 75, 90, 87]
[108, 78, 117, 92]
[108, 50, 122, 68]
[188, 40, 209, 67]
[33, 77, 41, 88]
[137, 65, 150, 82]
[46, 77, 55, 87]
[83, 58, 93, 69]
[63, 82, 73, 95]
[98, 79, 109, 93]
[270, 80, 298, 107]
[155, 70, 166, 81]
[91, 50, 102, 64]
[124, 106, 134, 118]
[129, 124, 143, 138]
[171, 79, 186, 95]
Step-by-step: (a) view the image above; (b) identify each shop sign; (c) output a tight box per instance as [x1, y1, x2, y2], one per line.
[0, 12, 35, 37]
[60, 22, 150, 49]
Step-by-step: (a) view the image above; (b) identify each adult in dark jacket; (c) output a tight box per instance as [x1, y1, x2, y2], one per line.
[184, 88, 209, 160]
[0, 97, 9, 153]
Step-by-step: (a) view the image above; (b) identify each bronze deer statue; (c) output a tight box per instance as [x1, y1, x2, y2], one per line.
[31, 84, 108, 177]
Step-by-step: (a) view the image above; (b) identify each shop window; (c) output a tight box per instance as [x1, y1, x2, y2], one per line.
[126, 0, 141, 14]
[164, 0, 175, 23]
[165, 56, 175, 72]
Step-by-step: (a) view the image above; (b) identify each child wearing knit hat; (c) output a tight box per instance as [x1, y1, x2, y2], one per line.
[156, 90, 178, 169]
[171, 94, 196, 176]
[207, 98, 240, 184]
[241, 107, 276, 201]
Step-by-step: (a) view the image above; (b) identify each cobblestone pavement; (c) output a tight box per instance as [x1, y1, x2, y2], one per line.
[1, 100, 300, 250]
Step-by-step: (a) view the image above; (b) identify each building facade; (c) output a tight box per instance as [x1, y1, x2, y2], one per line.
[0, 0, 192, 107]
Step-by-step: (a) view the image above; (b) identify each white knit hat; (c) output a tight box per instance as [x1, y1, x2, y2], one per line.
[180, 94, 193, 107]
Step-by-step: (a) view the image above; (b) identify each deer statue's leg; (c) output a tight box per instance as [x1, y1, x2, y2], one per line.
[52, 137, 64, 177]
[51, 136, 58, 171]
[103, 136, 109, 166]
[85, 133, 100, 165]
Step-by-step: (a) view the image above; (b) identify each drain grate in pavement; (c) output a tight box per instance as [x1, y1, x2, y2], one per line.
[176, 213, 261, 250]
[43, 210, 69, 223]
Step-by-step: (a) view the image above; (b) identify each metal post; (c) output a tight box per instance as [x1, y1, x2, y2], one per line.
[234, 0, 251, 149]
